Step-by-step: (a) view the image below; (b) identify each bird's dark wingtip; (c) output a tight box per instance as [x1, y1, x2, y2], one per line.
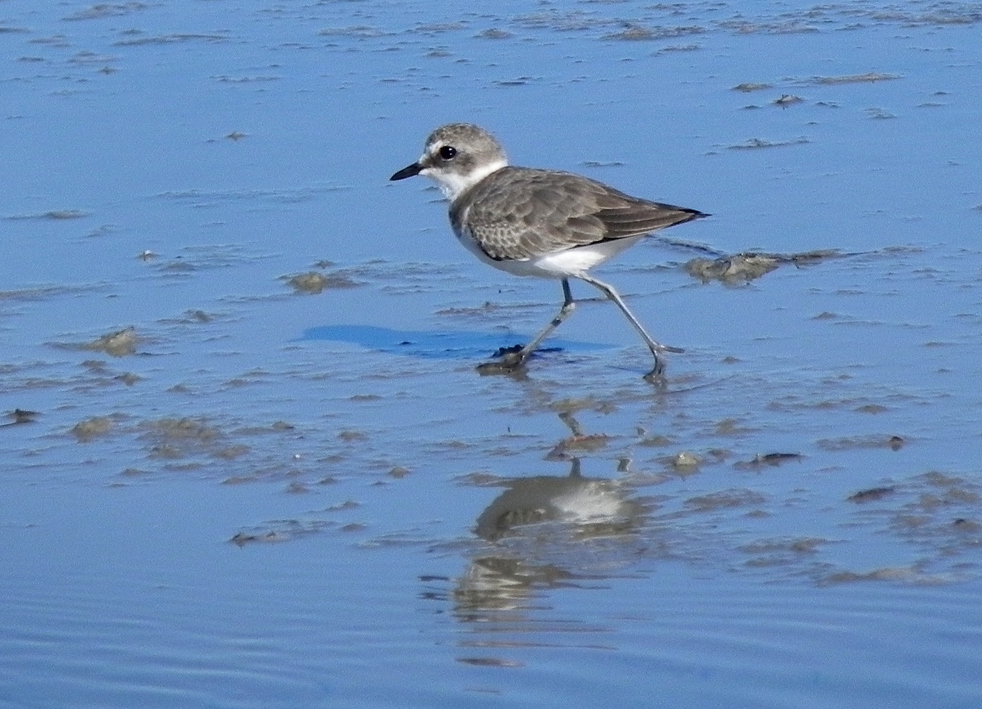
[677, 208, 710, 225]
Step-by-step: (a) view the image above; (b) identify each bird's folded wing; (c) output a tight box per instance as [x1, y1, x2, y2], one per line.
[458, 168, 701, 261]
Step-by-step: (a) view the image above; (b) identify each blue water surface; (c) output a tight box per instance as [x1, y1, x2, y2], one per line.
[2, 1, 982, 707]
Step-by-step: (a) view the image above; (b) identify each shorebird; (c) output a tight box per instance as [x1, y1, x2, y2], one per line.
[390, 123, 707, 379]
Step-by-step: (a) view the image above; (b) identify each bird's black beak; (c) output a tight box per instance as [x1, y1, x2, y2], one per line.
[389, 162, 423, 180]
[390, 162, 423, 181]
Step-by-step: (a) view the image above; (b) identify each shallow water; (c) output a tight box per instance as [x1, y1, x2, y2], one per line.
[2, 1, 982, 707]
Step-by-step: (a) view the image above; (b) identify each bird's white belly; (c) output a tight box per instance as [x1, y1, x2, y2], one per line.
[454, 226, 644, 279]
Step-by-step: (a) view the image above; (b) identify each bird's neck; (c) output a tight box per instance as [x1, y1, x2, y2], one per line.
[438, 159, 508, 202]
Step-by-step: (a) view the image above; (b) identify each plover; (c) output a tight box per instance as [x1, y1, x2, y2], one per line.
[390, 123, 707, 379]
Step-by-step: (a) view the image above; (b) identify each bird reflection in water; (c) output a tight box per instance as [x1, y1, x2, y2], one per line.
[474, 458, 639, 542]
[454, 455, 649, 620]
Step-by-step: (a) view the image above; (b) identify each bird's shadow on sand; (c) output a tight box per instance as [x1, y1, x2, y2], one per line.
[301, 325, 609, 361]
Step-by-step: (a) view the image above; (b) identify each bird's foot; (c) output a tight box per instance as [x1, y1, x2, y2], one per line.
[642, 352, 668, 384]
[476, 344, 527, 375]
[643, 367, 668, 386]
[657, 343, 685, 354]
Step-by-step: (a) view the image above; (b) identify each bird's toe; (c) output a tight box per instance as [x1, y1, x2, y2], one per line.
[477, 346, 528, 375]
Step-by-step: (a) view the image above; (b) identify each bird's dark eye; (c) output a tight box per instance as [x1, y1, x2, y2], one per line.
[439, 145, 457, 160]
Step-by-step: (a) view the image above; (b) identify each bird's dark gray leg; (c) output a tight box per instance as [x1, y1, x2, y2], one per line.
[576, 273, 682, 379]
[477, 279, 576, 373]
